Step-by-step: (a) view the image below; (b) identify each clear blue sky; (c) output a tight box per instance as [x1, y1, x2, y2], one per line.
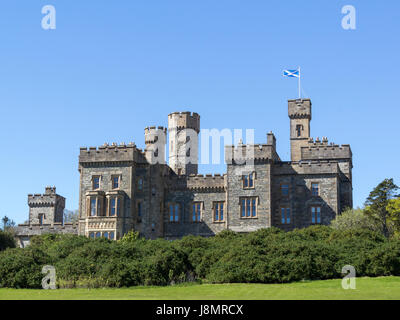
[1, 1, 399, 224]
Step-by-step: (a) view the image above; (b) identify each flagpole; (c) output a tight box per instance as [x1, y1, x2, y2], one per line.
[298, 66, 301, 99]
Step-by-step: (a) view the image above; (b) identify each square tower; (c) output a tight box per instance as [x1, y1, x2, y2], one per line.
[28, 186, 65, 226]
[288, 98, 312, 161]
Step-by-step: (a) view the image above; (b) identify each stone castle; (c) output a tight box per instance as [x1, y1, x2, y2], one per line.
[16, 98, 352, 246]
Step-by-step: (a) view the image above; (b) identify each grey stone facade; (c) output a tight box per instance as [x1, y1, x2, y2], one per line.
[76, 98, 353, 240]
[15, 98, 352, 243]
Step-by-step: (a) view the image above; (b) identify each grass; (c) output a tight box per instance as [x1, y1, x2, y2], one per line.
[0, 277, 399, 300]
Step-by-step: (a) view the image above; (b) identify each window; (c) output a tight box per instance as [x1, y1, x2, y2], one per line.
[39, 214, 44, 225]
[281, 184, 289, 196]
[112, 175, 120, 189]
[311, 183, 319, 196]
[169, 204, 179, 222]
[88, 196, 104, 217]
[281, 207, 291, 224]
[138, 202, 142, 217]
[103, 231, 109, 239]
[311, 206, 321, 224]
[109, 231, 115, 240]
[138, 178, 143, 190]
[95, 232, 101, 238]
[109, 197, 121, 216]
[92, 176, 100, 190]
[89, 232, 95, 239]
[296, 124, 303, 137]
[241, 197, 257, 218]
[214, 202, 224, 222]
[192, 202, 202, 222]
[243, 173, 254, 189]
[90, 197, 98, 216]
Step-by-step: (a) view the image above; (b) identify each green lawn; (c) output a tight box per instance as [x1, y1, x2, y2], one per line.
[1, 277, 399, 300]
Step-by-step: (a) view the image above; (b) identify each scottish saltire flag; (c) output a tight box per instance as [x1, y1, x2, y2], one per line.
[283, 69, 300, 78]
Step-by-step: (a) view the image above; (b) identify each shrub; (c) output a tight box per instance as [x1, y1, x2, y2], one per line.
[2, 225, 400, 288]
[0, 231, 16, 251]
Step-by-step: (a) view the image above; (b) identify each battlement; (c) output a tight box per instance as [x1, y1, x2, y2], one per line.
[45, 186, 56, 194]
[15, 222, 78, 237]
[273, 160, 340, 175]
[79, 142, 140, 164]
[28, 187, 65, 206]
[288, 98, 312, 119]
[187, 174, 226, 191]
[301, 139, 352, 161]
[144, 126, 167, 144]
[168, 111, 200, 133]
[225, 143, 280, 163]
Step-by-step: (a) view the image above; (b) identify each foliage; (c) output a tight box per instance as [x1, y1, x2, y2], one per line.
[0, 231, 16, 251]
[364, 178, 399, 238]
[1, 216, 15, 232]
[387, 198, 400, 238]
[63, 210, 79, 224]
[1, 224, 400, 288]
[330, 208, 380, 232]
[119, 230, 141, 243]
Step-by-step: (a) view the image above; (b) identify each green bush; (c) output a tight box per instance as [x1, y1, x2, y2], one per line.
[0, 231, 16, 251]
[1, 225, 400, 288]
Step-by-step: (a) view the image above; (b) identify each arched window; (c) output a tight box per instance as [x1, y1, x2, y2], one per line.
[95, 232, 101, 238]
[103, 232, 109, 239]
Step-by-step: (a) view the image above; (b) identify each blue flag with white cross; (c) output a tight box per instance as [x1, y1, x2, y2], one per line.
[283, 69, 300, 78]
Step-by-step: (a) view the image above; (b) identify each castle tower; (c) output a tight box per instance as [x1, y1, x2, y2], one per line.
[144, 126, 167, 165]
[288, 98, 312, 161]
[28, 186, 65, 226]
[168, 112, 200, 175]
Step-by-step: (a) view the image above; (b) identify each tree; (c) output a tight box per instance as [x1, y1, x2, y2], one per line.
[1, 216, 15, 232]
[330, 207, 380, 232]
[364, 178, 399, 238]
[63, 210, 79, 223]
[387, 198, 400, 238]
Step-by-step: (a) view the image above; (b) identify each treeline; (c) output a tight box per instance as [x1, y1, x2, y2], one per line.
[1, 226, 400, 289]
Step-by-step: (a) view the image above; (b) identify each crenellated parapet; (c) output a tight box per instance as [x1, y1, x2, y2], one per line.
[187, 174, 226, 191]
[273, 160, 341, 175]
[168, 111, 200, 133]
[79, 142, 143, 164]
[144, 126, 167, 144]
[288, 98, 312, 120]
[301, 138, 352, 161]
[225, 143, 280, 164]
[28, 186, 64, 208]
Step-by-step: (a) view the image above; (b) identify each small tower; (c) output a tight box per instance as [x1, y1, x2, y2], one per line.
[28, 186, 65, 226]
[288, 98, 312, 161]
[144, 126, 167, 165]
[168, 111, 200, 175]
